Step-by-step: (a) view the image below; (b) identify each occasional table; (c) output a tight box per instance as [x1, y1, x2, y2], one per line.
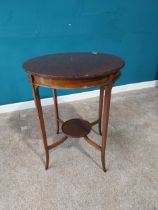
[23, 52, 125, 172]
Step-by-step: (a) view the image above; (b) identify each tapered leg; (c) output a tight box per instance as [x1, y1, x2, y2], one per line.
[98, 86, 104, 135]
[52, 89, 60, 134]
[31, 82, 49, 170]
[101, 85, 112, 172]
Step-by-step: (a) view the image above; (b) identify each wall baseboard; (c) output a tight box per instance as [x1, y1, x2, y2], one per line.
[0, 80, 158, 114]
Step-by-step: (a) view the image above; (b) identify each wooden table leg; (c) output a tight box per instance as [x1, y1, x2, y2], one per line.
[30, 78, 49, 170]
[98, 86, 104, 135]
[101, 85, 112, 172]
[52, 89, 60, 134]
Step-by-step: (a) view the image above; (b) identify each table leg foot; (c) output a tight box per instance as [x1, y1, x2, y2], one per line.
[45, 151, 49, 170]
[101, 156, 107, 172]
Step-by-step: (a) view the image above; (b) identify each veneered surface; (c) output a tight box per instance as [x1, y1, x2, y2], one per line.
[62, 118, 91, 138]
[23, 52, 125, 79]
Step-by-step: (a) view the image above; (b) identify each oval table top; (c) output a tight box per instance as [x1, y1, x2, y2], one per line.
[23, 52, 125, 80]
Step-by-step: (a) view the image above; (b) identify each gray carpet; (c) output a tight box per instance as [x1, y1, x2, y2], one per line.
[0, 88, 158, 210]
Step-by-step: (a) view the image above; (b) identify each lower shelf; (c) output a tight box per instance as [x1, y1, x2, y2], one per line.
[61, 118, 91, 138]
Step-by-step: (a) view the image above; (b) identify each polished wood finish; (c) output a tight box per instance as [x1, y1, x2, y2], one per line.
[29, 73, 120, 89]
[23, 52, 124, 80]
[24, 52, 125, 172]
[101, 85, 112, 172]
[98, 87, 104, 135]
[30, 76, 49, 170]
[52, 89, 60, 134]
[62, 119, 91, 138]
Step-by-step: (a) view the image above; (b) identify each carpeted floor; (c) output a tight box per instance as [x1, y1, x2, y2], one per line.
[0, 87, 158, 210]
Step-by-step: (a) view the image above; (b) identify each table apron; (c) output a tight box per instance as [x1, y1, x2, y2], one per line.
[29, 72, 120, 89]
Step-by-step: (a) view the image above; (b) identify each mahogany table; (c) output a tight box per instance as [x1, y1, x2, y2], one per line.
[23, 52, 125, 172]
